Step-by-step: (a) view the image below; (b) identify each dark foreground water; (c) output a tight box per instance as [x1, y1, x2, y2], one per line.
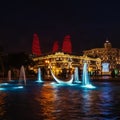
[0, 81, 120, 120]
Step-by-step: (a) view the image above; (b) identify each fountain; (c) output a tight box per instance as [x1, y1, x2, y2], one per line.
[82, 62, 95, 88]
[19, 65, 26, 85]
[0, 66, 25, 91]
[36, 68, 43, 83]
[0, 70, 11, 86]
[50, 69, 73, 84]
[74, 67, 81, 83]
[8, 70, 12, 81]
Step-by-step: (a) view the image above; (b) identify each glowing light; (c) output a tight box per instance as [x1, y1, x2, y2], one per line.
[36, 68, 43, 83]
[45, 60, 50, 64]
[32, 33, 42, 56]
[62, 35, 72, 53]
[52, 41, 59, 53]
[74, 67, 81, 83]
[0, 88, 7, 91]
[13, 86, 24, 89]
[50, 82, 56, 85]
[81, 84, 96, 89]
[0, 83, 9, 86]
[0, 85, 24, 91]
[82, 63, 96, 88]
[50, 81, 76, 88]
[102, 63, 109, 72]
[50, 69, 73, 84]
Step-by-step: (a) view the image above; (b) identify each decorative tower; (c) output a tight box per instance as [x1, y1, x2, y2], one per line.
[52, 41, 59, 53]
[32, 33, 42, 56]
[104, 39, 112, 49]
[62, 35, 72, 53]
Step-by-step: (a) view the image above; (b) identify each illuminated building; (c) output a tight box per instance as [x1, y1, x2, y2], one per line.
[30, 34, 102, 79]
[83, 40, 120, 75]
[30, 52, 101, 79]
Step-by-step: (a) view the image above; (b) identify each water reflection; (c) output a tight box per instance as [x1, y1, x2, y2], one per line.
[0, 92, 7, 119]
[79, 82, 120, 119]
[34, 84, 57, 120]
[34, 82, 120, 120]
[98, 83, 120, 119]
[0, 81, 120, 120]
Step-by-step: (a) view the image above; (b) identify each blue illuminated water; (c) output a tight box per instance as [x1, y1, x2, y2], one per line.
[50, 69, 73, 84]
[0, 80, 120, 120]
[82, 63, 96, 88]
[50, 63, 95, 89]
[36, 68, 43, 83]
[74, 67, 81, 83]
[0, 81, 24, 91]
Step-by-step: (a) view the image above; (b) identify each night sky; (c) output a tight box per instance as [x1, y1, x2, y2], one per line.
[0, 1, 120, 54]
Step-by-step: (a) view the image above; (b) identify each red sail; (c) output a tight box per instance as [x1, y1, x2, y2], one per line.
[62, 35, 72, 53]
[32, 33, 41, 56]
[52, 41, 59, 53]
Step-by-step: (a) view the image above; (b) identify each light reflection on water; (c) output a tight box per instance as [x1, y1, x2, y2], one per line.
[34, 85, 57, 120]
[0, 81, 120, 120]
[0, 92, 7, 119]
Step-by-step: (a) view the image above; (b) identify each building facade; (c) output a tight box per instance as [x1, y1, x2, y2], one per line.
[29, 52, 101, 79]
[83, 40, 120, 75]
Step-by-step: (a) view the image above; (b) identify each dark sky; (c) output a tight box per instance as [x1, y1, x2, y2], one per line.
[0, 1, 120, 54]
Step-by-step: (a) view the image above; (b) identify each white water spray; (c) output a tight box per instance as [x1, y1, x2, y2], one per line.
[19, 65, 26, 85]
[82, 63, 95, 88]
[74, 67, 81, 83]
[36, 68, 43, 83]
